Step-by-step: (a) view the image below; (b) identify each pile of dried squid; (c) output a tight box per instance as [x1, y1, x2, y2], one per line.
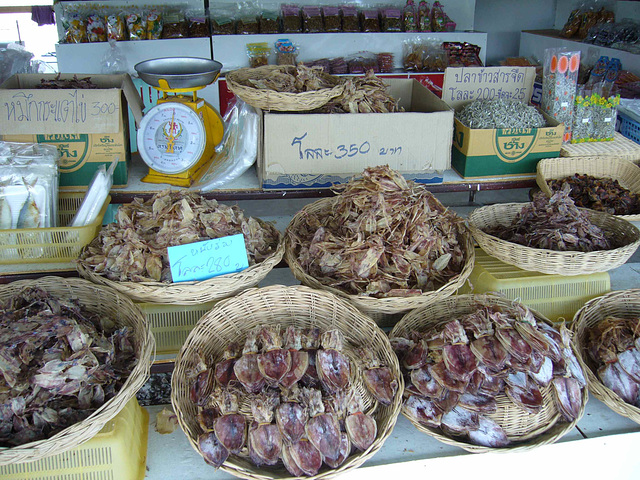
[392, 301, 587, 448]
[77, 190, 280, 283]
[189, 325, 399, 476]
[287, 165, 469, 298]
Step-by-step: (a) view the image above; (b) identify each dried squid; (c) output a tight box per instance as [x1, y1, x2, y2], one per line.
[586, 315, 640, 407]
[190, 324, 400, 475]
[78, 189, 280, 283]
[287, 165, 469, 298]
[392, 301, 586, 448]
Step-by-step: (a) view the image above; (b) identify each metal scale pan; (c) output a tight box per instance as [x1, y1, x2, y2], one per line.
[134, 57, 223, 90]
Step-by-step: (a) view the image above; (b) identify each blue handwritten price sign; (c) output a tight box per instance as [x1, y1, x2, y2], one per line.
[167, 234, 249, 283]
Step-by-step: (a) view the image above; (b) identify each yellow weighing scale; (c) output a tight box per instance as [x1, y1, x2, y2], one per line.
[135, 57, 225, 187]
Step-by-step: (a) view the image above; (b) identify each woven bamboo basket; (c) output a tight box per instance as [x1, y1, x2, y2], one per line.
[536, 156, 640, 221]
[225, 65, 345, 111]
[284, 197, 475, 325]
[391, 294, 588, 454]
[561, 132, 640, 163]
[0, 276, 154, 466]
[171, 284, 403, 480]
[77, 232, 284, 304]
[468, 203, 640, 276]
[572, 289, 640, 424]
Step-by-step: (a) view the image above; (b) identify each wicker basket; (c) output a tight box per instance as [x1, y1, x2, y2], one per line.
[0, 276, 154, 466]
[536, 156, 640, 221]
[225, 65, 344, 112]
[171, 284, 403, 480]
[77, 234, 284, 304]
[560, 132, 640, 163]
[468, 203, 640, 276]
[391, 294, 588, 454]
[284, 197, 475, 324]
[572, 289, 640, 424]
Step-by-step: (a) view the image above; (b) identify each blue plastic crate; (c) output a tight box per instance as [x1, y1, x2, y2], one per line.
[618, 110, 640, 145]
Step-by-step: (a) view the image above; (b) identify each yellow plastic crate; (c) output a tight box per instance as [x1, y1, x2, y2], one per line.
[460, 248, 611, 322]
[0, 192, 109, 264]
[139, 301, 218, 355]
[0, 397, 149, 480]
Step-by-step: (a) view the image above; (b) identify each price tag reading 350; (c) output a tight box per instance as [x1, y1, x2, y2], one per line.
[167, 233, 249, 282]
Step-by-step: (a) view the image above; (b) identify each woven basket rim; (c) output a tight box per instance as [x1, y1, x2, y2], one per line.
[561, 132, 640, 160]
[171, 284, 404, 480]
[77, 234, 284, 304]
[391, 293, 588, 453]
[468, 202, 640, 275]
[284, 196, 476, 315]
[536, 155, 640, 221]
[225, 65, 344, 112]
[571, 289, 640, 424]
[0, 276, 154, 466]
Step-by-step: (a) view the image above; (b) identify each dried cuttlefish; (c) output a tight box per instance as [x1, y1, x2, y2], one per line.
[344, 390, 377, 451]
[275, 386, 308, 444]
[358, 347, 399, 406]
[392, 301, 587, 448]
[198, 432, 229, 469]
[212, 387, 246, 454]
[214, 342, 241, 387]
[303, 387, 341, 461]
[0, 286, 136, 447]
[248, 391, 282, 466]
[233, 327, 266, 394]
[257, 325, 292, 385]
[586, 315, 640, 407]
[190, 352, 213, 406]
[280, 326, 310, 389]
[316, 330, 351, 393]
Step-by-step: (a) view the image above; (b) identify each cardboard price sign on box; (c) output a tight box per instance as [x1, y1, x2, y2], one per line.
[259, 79, 454, 189]
[0, 74, 144, 189]
[442, 66, 564, 178]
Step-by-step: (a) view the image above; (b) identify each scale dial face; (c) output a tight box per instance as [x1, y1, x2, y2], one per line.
[137, 102, 206, 174]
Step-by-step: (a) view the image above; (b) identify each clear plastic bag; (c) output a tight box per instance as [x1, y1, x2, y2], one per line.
[191, 99, 259, 192]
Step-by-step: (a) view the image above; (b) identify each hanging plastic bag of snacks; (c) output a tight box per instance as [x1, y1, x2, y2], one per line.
[146, 9, 163, 39]
[403, 37, 424, 71]
[246, 42, 270, 68]
[125, 10, 146, 40]
[542, 48, 581, 142]
[87, 13, 107, 42]
[106, 11, 127, 41]
[275, 38, 298, 66]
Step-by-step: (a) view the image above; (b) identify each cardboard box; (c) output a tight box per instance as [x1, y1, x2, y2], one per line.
[258, 78, 454, 189]
[442, 67, 565, 179]
[0, 73, 144, 189]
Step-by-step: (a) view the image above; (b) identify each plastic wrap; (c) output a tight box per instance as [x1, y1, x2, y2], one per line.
[259, 9, 280, 34]
[70, 157, 117, 227]
[101, 39, 128, 74]
[322, 6, 341, 32]
[246, 42, 270, 67]
[0, 142, 59, 230]
[162, 10, 188, 38]
[86, 14, 107, 42]
[403, 0, 418, 32]
[341, 5, 360, 32]
[303, 6, 324, 33]
[237, 3, 260, 34]
[282, 4, 302, 33]
[62, 11, 87, 44]
[418, 1, 431, 32]
[381, 7, 403, 32]
[361, 8, 380, 33]
[191, 99, 259, 192]
[146, 9, 163, 39]
[542, 48, 581, 143]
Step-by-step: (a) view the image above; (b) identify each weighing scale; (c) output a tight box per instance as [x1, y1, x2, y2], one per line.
[135, 57, 225, 187]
